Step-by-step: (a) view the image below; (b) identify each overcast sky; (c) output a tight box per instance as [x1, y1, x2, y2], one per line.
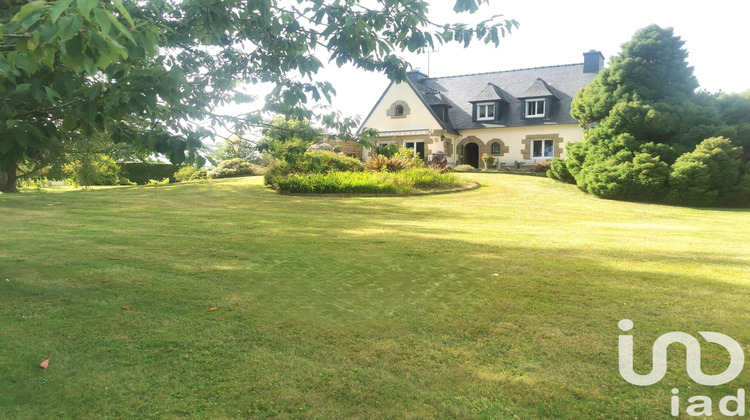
[217, 0, 750, 138]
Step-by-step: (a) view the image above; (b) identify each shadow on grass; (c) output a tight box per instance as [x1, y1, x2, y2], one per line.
[1, 173, 749, 419]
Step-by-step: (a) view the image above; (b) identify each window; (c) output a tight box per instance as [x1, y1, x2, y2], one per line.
[405, 142, 426, 160]
[395, 105, 404, 116]
[525, 99, 545, 118]
[491, 143, 501, 154]
[532, 139, 554, 158]
[476, 102, 495, 121]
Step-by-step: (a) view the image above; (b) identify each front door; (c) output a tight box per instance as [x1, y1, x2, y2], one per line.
[464, 142, 479, 168]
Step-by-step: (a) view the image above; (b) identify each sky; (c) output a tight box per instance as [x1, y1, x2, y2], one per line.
[216, 0, 750, 138]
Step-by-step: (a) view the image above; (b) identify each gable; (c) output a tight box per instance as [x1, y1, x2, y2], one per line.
[360, 80, 448, 134]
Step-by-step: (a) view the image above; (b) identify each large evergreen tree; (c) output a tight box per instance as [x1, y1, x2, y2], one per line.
[0, 0, 518, 192]
[560, 25, 749, 205]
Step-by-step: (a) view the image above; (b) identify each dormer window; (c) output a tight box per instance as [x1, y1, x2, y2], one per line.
[476, 102, 495, 121]
[525, 99, 545, 118]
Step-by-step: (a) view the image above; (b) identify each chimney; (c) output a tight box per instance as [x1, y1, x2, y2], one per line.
[583, 50, 604, 73]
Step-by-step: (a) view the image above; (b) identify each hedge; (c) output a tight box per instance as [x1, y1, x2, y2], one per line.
[119, 163, 179, 185]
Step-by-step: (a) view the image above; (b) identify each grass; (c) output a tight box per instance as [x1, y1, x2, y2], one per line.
[1, 174, 749, 419]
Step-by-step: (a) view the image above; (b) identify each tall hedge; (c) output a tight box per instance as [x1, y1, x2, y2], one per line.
[120, 163, 179, 184]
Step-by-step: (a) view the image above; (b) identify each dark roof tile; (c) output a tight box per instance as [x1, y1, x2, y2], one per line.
[414, 63, 597, 129]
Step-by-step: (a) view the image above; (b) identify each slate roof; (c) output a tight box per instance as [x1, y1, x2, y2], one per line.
[409, 63, 598, 131]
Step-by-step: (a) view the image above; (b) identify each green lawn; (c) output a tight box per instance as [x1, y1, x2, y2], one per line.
[1, 174, 748, 419]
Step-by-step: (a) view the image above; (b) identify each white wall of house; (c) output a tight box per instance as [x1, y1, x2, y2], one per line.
[454, 123, 584, 166]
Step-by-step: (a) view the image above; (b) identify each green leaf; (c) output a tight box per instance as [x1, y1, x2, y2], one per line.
[0, 139, 13, 154]
[112, 0, 134, 28]
[62, 113, 78, 131]
[77, 0, 97, 18]
[50, 0, 73, 23]
[106, 12, 136, 44]
[11, 1, 46, 23]
[6, 120, 17, 130]
[16, 83, 32, 91]
[57, 15, 82, 42]
[44, 86, 61, 102]
[39, 24, 59, 45]
[94, 8, 112, 35]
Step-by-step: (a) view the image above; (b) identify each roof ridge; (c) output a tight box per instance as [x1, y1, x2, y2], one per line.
[422, 62, 585, 80]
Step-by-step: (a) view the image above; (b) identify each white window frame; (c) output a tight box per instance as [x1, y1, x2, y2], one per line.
[532, 139, 554, 158]
[476, 102, 495, 121]
[525, 99, 545, 118]
[404, 141, 426, 160]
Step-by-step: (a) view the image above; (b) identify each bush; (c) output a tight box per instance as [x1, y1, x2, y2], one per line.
[118, 177, 136, 185]
[174, 166, 200, 182]
[298, 151, 364, 173]
[208, 158, 255, 179]
[147, 178, 171, 185]
[373, 143, 400, 158]
[547, 158, 575, 183]
[63, 155, 120, 186]
[531, 161, 552, 173]
[173, 166, 208, 182]
[189, 169, 208, 180]
[272, 168, 466, 194]
[120, 163, 179, 184]
[365, 155, 408, 172]
[264, 151, 363, 187]
[577, 151, 670, 202]
[454, 164, 476, 172]
[667, 137, 747, 206]
[275, 172, 399, 194]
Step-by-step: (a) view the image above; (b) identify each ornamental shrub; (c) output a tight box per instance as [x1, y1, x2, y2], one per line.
[298, 151, 363, 173]
[453, 164, 476, 172]
[666, 137, 746, 206]
[577, 151, 670, 202]
[272, 168, 465, 194]
[530, 161, 552, 173]
[208, 158, 255, 179]
[365, 155, 408, 172]
[547, 158, 575, 183]
[189, 169, 208, 180]
[63, 154, 120, 186]
[174, 166, 199, 182]
[263, 151, 363, 187]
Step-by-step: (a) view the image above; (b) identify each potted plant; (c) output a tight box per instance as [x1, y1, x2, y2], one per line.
[481, 153, 495, 170]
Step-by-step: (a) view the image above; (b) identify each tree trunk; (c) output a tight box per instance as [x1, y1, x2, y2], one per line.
[0, 159, 19, 193]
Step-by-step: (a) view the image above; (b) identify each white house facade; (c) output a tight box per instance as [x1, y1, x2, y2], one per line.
[359, 50, 605, 168]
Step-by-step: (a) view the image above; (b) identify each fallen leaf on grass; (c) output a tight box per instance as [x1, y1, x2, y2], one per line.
[39, 359, 49, 369]
[122, 305, 131, 310]
[209, 307, 218, 312]
[109, 257, 121, 261]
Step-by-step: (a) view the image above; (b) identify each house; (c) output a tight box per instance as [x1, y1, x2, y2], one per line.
[358, 50, 604, 168]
